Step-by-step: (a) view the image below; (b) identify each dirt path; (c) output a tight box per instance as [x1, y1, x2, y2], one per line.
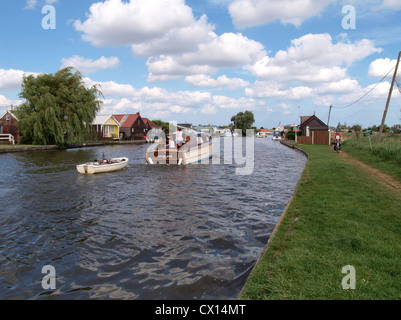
[340, 151, 401, 192]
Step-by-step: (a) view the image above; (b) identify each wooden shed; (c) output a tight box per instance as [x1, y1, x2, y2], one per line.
[297, 115, 330, 145]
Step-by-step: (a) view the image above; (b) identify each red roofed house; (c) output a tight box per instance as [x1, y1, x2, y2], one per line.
[114, 112, 148, 140]
[0, 109, 20, 144]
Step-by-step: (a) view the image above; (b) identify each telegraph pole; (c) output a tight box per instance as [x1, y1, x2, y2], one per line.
[377, 51, 401, 142]
[327, 105, 333, 128]
[327, 105, 333, 146]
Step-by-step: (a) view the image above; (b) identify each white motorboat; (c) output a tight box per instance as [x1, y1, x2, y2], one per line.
[77, 157, 129, 174]
[272, 130, 282, 141]
[145, 131, 214, 165]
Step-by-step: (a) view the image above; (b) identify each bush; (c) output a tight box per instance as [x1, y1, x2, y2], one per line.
[285, 130, 295, 140]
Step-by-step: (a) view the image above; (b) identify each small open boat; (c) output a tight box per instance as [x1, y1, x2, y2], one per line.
[76, 157, 129, 174]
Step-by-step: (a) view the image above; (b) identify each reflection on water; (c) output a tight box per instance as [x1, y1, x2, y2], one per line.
[0, 138, 307, 299]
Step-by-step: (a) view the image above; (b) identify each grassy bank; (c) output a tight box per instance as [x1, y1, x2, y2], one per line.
[342, 133, 401, 183]
[240, 144, 401, 300]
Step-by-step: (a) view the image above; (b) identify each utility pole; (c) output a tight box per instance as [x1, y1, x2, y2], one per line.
[377, 51, 401, 142]
[327, 105, 333, 146]
[327, 105, 333, 128]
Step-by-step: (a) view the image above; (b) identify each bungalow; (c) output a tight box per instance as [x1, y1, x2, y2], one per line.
[257, 128, 271, 137]
[93, 115, 120, 140]
[297, 115, 329, 145]
[114, 113, 147, 140]
[0, 109, 20, 144]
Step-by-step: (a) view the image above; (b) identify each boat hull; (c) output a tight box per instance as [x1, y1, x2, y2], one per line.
[77, 157, 129, 174]
[146, 141, 213, 165]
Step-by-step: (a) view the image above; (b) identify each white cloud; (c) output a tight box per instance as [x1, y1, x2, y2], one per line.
[74, 0, 195, 47]
[147, 32, 265, 81]
[245, 34, 381, 83]
[74, 0, 265, 81]
[201, 104, 218, 115]
[368, 57, 400, 79]
[0, 95, 21, 107]
[0, 69, 38, 91]
[61, 56, 120, 75]
[170, 105, 193, 114]
[229, 0, 334, 28]
[246, 81, 313, 100]
[185, 74, 250, 90]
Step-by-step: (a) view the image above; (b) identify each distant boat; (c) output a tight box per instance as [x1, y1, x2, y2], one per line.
[77, 157, 129, 174]
[145, 131, 214, 165]
[272, 131, 282, 141]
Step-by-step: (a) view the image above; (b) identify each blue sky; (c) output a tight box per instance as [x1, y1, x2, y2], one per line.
[1, 0, 401, 128]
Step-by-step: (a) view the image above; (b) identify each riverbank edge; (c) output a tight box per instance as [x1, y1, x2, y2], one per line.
[237, 139, 308, 299]
[0, 140, 147, 154]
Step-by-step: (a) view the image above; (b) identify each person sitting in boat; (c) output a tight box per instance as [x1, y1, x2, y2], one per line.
[180, 135, 197, 152]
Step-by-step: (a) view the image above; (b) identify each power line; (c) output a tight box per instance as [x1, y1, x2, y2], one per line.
[334, 65, 396, 110]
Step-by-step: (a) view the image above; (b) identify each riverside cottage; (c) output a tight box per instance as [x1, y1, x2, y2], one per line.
[0, 110, 20, 144]
[92, 115, 120, 141]
[114, 113, 148, 140]
[297, 115, 330, 145]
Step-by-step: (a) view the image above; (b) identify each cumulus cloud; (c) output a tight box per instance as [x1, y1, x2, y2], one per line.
[74, 0, 266, 81]
[0, 69, 38, 91]
[74, 0, 194, 47]
[229, 0, 334, 28]
[245, 33, 381, 83]
[0, 95, 21, 107]
[185, 74, 250, 90]
[61, 56, 120, 75]
[246, 81, 313, 100]
[147, 32, 265, 81]
[368, 57, 400, 79]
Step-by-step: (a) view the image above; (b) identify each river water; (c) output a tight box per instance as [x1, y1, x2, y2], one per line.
[0, 137, 306, 300]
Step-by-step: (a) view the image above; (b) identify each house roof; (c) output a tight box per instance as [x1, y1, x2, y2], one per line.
[0, 110, 18, 121]
[93, 115, 120, 126]
[300, 115, 327, 127]
[142, 118, 161, 128]
[114, 114, 142, 128]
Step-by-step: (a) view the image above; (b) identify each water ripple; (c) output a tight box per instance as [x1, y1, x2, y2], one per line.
[0, 138, 306, 299]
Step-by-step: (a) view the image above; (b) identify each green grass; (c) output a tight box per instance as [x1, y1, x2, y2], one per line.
[342, 133, 401, 183]
[239, 144, 401, 300]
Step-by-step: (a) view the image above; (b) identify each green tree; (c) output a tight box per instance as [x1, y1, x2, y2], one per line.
[230, 110, 255, 135]
[15, 67, 103, 147]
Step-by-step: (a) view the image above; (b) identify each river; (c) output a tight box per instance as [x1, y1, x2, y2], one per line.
[0, 137, 307, 300]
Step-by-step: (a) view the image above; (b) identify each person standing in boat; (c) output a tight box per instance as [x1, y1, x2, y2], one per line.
[174, 128, 184, 148]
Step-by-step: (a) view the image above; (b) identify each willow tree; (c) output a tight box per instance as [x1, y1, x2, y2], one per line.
[15, 67, 103, 146]
[231, 110, 255, 136]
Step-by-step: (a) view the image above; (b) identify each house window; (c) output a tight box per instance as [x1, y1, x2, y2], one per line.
[138, 120, 140, 126]
[306, 126, 310, 137]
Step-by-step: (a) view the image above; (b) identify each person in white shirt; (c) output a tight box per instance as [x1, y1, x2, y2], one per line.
[175, 128, 184, 147]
